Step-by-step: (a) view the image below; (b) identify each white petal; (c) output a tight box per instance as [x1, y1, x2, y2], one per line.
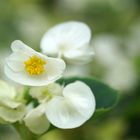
[46, 58, 66, 79]
[11, 40, 35, 55]
[46, 81, 95, 129]
[5, 51, 31, 72]
[44, 83, 63, 96]
[6, 58, 24, 72]
[41, 21, 91, 55]
[63, 81, 95, 117]
[0, 104, 25, 123]
[30, 83, 62, 103]
[8, 52, 28, 62]
[0, 80, 16, 99]
[0, 98, 21, 109]
[24, 104, 50, 134]
[64, 47, 94, 64]
[4, 57, 65, 86]
[7, 40, 37, 72]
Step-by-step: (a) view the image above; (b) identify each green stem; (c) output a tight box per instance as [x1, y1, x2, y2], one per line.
[13, 122, 39, 140]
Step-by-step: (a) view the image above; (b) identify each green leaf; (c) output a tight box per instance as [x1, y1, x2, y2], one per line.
[57, 76, 119, 119]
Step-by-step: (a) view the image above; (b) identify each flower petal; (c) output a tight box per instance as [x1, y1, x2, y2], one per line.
[6, 57, 25, 72]
[46, 57, 66, 79]
[41, 21, 91, 55]
[46, 81, 95, 129]
[4, 57, 65, 86]
[30, 83, 62, 103]
[0, 98, 21, 109]
[64, 47, 94, 64]
[0, 104, 25, 123]
[11, 40, 35, 55]
[6, 40, 37, 72]
[0, 81, 26, 123]
[0, 80, 16, 99]
[63, 81, 96, 118]
[24, 104, 50, 134]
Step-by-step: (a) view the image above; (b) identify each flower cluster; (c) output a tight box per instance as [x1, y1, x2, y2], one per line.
[1, 21, 96, 134]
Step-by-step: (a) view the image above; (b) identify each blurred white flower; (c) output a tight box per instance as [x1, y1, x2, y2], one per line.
[0, 80, 25, 123]
[24, 81, 96, 134]
[93, 35, 137, 91]
[104, 58, 137, 91]
[4, 40, 66, 86]
[93, 35, 122, 67]
[40, 21, 94, 64]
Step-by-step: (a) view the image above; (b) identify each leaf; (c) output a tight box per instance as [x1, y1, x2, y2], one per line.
[57, 76, 119, 119]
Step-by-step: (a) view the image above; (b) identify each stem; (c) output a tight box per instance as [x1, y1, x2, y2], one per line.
[13, 122, 39, 140]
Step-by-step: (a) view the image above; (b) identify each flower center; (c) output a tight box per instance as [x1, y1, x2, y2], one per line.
[24, 55, 46, 75]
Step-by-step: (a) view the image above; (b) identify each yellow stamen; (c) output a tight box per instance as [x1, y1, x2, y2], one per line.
[24, 55, 46, 75]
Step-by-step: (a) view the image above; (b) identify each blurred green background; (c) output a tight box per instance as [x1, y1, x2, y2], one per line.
[0, 0, 140, 140]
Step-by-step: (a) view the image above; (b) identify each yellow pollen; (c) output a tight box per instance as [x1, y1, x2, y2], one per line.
[24, 55, 46, 75]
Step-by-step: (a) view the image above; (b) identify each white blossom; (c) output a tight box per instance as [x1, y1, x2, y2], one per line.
[40, 21, 94, 64]
[24, 81, 96, 134]
[4, 40, 66, 86]
[0, 80, 25, 123]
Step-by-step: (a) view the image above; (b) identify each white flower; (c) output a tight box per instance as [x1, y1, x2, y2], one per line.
[0, 80, 25, 123]
[4, 40, 66, 86]
[24, 81, 96, 134]
[40, 21, 94, 64]
[93, 35, 137, 91]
